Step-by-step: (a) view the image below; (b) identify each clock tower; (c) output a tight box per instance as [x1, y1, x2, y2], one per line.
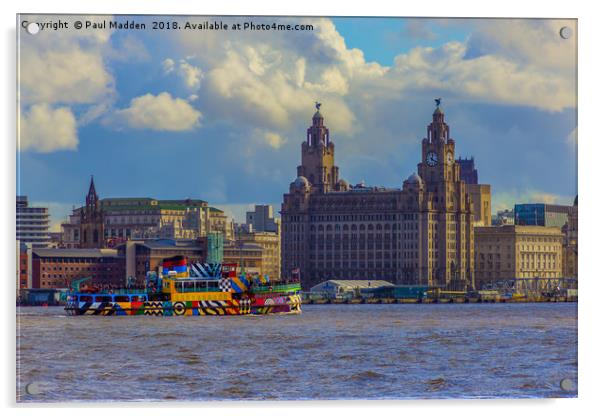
[415, 99, 474, 289]
[296, 102, 339, 193]
[418, 100, 461, 192]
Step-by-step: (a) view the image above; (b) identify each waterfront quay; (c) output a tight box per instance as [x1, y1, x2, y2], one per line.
[304, 277, 577, 305]
[303, 294, 578, 305]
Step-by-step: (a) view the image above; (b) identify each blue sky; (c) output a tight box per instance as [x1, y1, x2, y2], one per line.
[17, 16, 577, 230]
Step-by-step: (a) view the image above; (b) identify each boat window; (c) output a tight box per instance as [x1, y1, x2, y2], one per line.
[79, 295, 93, 302]
[95, 296, 112, 303]
[183, 281, 195, 292]
[114, 296, 130, 302]
[207, 280, 218, 289]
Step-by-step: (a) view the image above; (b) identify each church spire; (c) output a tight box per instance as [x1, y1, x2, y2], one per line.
[80, 175, 104, 248]
[86, 175, 99, 207]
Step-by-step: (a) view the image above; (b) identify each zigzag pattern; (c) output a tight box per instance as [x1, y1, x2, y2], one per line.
[143, 301, 164, 316]
[67, 296, 300, 316]
[189, 262, 222, 278]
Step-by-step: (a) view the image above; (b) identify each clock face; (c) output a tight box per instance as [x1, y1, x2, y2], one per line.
[426, 151, 438, 166]
[447, 152, 454, 165]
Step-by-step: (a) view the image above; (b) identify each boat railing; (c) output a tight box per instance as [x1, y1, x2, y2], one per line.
[71, 288, 150, 295]
[251, 282, 301, 293]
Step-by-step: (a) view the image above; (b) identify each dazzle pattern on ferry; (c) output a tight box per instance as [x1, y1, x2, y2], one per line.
[65, 295, 301, 316]
[189, 262, 222, 278]
[65, 254, 301, 317]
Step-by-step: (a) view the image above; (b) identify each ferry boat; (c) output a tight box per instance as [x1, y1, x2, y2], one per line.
[65, 255, 302, 316]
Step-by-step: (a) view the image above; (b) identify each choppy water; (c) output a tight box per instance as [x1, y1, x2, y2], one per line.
[16, 303, 577, 402]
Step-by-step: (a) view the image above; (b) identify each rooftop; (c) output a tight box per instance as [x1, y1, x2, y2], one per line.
[32, 248, 120, 258]
[475, 225, 564, 235]
[137, 239, 205, 250]
[311, 280, 394, 290]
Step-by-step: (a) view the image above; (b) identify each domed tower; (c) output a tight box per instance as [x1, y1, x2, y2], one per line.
[403, 172, 424, 191]
[79, 176, 105, 248]
[290, 176, 311, 193]
[296, 102, 339, 193]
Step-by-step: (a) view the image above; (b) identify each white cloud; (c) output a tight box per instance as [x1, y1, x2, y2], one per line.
[20, 104, 78, 152]
[166, 15, 575, 157]
[20, 48, 113, 106]
[466, 19, 577, 73]
[162, 58, 175, 74]
[492, 189, 574, 213]
[305, 66, 349, 95]
[264, 132, 286, 149]
[18, 15, 116, 153]
[18, 16, 577, 157]
[113, 92, 202, 131]
[389, 41, 574, 112]
[262, 131, 287, 149]
[178, 60, 203, 90]
[403, 19, 437, 41]
[163, 57, 203, 91]
[19, 15, 115, 107]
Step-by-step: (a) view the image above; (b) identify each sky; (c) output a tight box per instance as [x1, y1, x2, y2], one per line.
[16, 15, 577, 230]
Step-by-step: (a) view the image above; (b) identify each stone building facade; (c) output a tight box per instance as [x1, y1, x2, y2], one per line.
[62, 180, 234, 247]
[281, 103, 477, 290]
[562, 196, 578, 278]
[223, 241, 263, 276]
[235, 231, 281, 280]
[467, 184, 491, 226]
[474, 225, 564, 289]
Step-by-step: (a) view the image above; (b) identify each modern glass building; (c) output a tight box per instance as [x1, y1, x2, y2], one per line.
[514, 203, 574, 228]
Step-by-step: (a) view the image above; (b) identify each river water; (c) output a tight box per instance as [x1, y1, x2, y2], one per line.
[16, 303, 577, 402]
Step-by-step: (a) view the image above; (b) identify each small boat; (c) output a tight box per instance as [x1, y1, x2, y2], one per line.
[65, 256, 302, 316]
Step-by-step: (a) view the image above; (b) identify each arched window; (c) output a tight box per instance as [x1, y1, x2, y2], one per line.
[93, 229, 99, 243]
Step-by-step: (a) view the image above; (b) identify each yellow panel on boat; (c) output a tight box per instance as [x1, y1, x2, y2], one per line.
[170, 292, 232, 302]
[118, 302, 131, 311]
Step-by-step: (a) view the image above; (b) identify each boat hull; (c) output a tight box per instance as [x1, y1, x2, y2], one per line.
[64, 295, 302, 316]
